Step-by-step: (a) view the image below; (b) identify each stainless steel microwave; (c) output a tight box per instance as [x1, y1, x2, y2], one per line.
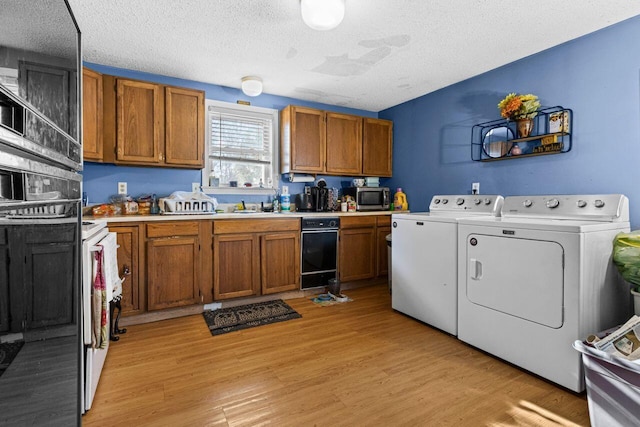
[343, 187, 390, 211]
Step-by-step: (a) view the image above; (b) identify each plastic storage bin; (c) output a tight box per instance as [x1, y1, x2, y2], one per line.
[573, 340, 640, 426]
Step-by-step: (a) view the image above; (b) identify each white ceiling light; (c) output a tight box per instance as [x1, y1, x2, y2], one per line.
[300, 0, 345, 31]
[241, 76, 263, 97]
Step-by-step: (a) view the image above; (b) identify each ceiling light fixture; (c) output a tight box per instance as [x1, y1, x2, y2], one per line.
[300, 0, 345, 31]
[241, 76, 263, 97]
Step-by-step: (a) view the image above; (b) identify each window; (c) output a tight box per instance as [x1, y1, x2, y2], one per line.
[203, 100, 278, 193]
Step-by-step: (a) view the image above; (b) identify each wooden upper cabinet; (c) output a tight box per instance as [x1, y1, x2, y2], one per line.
[363, 118, 393, 177]
[280, 105, 393, 177]
[325, 112, 362, 175]
[164, 86, 204, 168]
[82, 67, 103, 161]
[116, 78, 163, 164]
[281, 105, 325, 173]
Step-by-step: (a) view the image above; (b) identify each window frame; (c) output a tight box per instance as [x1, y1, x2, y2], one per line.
[201, 99, 279, 196]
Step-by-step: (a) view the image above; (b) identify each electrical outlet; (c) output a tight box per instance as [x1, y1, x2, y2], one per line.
[118, 182, 127, 195]
[192, 182, 200, 192]
[472, 182, 480, 195]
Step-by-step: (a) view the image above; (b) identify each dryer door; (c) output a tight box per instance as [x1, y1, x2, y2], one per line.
[465, 234, 564, 328]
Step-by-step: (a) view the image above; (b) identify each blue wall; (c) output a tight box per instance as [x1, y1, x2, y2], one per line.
[380, 16, 640, 228]
[82, 63, 380, 204]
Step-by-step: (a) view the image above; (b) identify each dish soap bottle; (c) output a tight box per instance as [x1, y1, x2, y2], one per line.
[394, 188, 408, 211]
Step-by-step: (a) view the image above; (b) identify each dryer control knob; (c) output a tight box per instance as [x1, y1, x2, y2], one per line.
[546, 199, 560, 208]
[523, 199, 533, 207]
[442, 199, 448, 204]
[456, 198, 465, 205]
[484, 198, 492, 205]
[473, 198, 481, 205]
[433, 198, 441, 204]
[577, 200, 587, 208]
[594, 199, 605, 208]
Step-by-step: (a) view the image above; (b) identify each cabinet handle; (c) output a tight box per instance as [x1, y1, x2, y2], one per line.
[123, 265, 131, 276]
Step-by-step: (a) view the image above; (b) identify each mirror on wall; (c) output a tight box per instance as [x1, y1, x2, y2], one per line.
[0, 0, 80, 141]
[482, 126, 514, 158]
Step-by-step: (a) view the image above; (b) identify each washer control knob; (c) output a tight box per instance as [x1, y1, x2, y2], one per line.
[577, 200, 587, 208]
[484, 198, 492, 205]
[473, 198, 481, 205]
[442, 199, 448, 204]
[594, 199, 605, 208]
[456, 198, 465, 205]
[546, 199, 560, 209]
[523, 199, 533, 208]
[433, 198, 441, 204]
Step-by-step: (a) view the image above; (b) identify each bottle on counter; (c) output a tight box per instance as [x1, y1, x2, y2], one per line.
[280, 185, 291, 213]
[273, 195, 280, 213]
[394, 188, 408, 211]
[150, 194, 160, 214]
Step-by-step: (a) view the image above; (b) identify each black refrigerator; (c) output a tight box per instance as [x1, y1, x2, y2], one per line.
[0, 1, 83, 424]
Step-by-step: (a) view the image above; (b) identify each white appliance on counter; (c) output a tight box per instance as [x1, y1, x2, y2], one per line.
[391, 195, 504, 335]
[81, 221, 121, 412]
[457, 194, 631, 392]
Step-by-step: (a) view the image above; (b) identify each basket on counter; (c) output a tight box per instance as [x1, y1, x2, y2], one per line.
[162, 198, 216, 214]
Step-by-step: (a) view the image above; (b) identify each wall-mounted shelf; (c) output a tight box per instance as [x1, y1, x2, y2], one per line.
[471, 106, 572, 162]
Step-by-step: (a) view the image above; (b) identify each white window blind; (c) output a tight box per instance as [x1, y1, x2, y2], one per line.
[205, 101, 278, 190]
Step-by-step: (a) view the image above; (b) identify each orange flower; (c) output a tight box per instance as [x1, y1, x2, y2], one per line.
[500, 97, 522, 119]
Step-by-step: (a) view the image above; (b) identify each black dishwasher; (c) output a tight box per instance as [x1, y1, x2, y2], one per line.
[301, 217, 340, 289]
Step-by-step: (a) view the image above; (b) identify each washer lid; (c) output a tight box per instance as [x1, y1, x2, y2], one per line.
[457, 215, 630, 233]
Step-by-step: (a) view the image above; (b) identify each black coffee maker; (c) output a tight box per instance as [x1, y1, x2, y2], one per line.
[311, 180, 329, 212]
[295, 187, 314, 211]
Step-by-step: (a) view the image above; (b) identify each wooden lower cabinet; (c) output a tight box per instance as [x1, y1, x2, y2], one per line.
[108, 224, 144, 316]
[213, 219, 300, 300]
[146, 221, 201, 310]
[339, 214, 391, 282]
[213, 233, 259, 300]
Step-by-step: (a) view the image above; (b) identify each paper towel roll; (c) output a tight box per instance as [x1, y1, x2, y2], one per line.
[288, 173, 315, 183]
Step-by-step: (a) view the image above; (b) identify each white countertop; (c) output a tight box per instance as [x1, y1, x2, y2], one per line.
[84, 210, 396, 223]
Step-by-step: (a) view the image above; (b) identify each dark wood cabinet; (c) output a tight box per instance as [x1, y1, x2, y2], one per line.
[376, 216, 391, 276]
[213, 233, 259, 300]
[108, 224, 143, 316]
[165, 86, 205, 167]
[261, 231, 300, 295]
[280, 105, 326, 174]
[146, 222, 201, 310]
[82, 67, 104, 161]
[339, 215, 391, 282]
[2, 224, 77, 334]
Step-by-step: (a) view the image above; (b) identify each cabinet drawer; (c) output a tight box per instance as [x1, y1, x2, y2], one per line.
[146, 221, 199, 238]
[214, 218, 300, 234]
[340, 216, 376, 229]
[376, 215, 391, 227]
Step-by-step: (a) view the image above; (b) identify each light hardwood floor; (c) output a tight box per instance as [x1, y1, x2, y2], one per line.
[83, 284, 590, 426]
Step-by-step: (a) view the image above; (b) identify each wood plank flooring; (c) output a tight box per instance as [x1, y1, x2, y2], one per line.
[83, 284, 590, 426]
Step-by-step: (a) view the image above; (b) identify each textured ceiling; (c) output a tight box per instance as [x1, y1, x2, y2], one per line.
[67, 0, 640, 112]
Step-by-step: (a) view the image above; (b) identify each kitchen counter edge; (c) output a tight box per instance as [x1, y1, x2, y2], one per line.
[84, 210, 399, 223]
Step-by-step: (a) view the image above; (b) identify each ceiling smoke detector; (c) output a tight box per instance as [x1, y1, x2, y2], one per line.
[300, 0, 345, 31]
[241, 76, 263, 97]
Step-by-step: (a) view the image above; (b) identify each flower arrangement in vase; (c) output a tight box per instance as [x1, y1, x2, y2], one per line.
[498, 93, 541, 138]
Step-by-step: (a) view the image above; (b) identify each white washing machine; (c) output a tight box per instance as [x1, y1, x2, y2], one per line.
[391, 195, 503, 335]
[457, 194, 632, 392]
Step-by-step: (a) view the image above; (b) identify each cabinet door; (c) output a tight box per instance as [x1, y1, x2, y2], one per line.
[339, 227, 376, 282]
[363, 118, 393, 177]
[21, 225, 77, 331]
[164, 86, 204, 168]
[109, 225, 143, 316]
[82, 67, 103, 161]
[376, 226, 391, 277]
[213, 234, 259, 300]
[147, 236, 200, 310]
[288, 106, 326, 173]
[116, 78, 163, 164]
[261, 231, 300, 295]
[325, 112, 362, 175]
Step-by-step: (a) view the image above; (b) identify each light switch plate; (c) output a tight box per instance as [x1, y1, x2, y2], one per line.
[472, 182, 480, 194]
[192, 182, 200, 192]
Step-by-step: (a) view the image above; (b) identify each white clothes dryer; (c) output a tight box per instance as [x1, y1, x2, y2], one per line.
[391, 195, 503, 335]
[457, 194, 632, 392]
